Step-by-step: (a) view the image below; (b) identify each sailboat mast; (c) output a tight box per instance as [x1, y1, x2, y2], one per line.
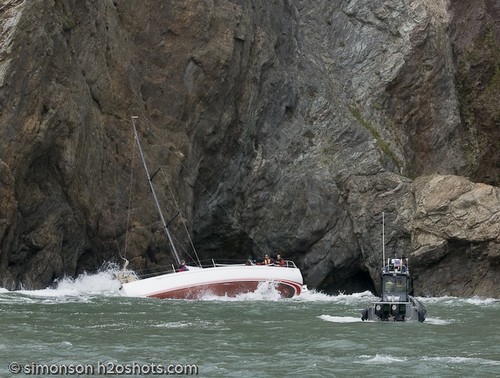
[131, 116, 182, 266]
[382, 212, 386, 268]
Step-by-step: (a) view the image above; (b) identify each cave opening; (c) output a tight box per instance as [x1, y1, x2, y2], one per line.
[319, 269, 377, 295]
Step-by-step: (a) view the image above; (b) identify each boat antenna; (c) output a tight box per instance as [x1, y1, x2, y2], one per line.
[382, 212, 386, 269]
[131, 116, 182, 266]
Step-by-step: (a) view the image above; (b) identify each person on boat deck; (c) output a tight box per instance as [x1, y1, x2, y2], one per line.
[276, 254, 285, 267]
[263, 254, 275, 265]
[177, 260, 188, 272]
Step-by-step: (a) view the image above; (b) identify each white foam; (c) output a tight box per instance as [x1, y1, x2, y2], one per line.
[422, 295, 499, 307]
[319, 314, 365, 323]
[197, 285, 378, 303]
[295, 289, 377, 304]
[17, 268, 121, 299]
[198, 281, 284, 302]
[0, 288, 9, 294]
[425, 317, 454, 325]
[153, 321, 191, 329]
[463, 296, 498, 306]
[421, 356, 500, 366]
[357, 354, 407, 364]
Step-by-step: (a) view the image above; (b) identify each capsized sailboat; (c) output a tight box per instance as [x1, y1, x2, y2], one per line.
[361, 214, 426, 322]
[116, 117, 304, 299]
[117, 261, 303, 299]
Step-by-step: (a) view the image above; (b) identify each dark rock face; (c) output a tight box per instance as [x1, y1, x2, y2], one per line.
[0, 0, 498, 296]
[451, 0, 500, 185]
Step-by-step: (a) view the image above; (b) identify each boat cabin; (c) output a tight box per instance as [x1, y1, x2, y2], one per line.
[381, 258, 411, 302]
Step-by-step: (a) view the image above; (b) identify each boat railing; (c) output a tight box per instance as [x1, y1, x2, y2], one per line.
[210, 259, 245, 267]
[383, 258, 409, 274]
[131, 267, 176, 279]
[126, 258, 300, 279]
[212, 258, 298, 268]
[384, 265, 408, 274]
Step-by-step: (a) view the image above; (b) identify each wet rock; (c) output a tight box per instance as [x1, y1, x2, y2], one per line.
[0, 0, 498, 297]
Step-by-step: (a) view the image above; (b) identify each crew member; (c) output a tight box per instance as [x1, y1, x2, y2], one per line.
[177, 260, 188, 272]
[276, 255, 285, 266]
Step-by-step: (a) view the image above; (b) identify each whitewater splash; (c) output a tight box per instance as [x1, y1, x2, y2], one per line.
[319, 315, 365, 323]
[47, 270, 122, 297]
[357, 354, 408, 364]
[197, 281, 285, 302]
[197, 285, 378, 303]
[424, 317, 454, 325]
[297, 289, 376, 303]
[0, 267, 122, 300]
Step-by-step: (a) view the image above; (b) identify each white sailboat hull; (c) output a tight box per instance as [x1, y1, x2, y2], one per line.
[120, 265, 303, 299]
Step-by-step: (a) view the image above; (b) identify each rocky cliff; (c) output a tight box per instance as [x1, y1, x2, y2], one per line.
[0, 0, 499, 297]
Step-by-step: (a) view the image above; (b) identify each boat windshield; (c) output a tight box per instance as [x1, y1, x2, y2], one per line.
[382, 275, 408, 301]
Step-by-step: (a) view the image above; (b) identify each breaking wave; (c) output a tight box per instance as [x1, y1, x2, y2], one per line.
[0, 265, 122, 301]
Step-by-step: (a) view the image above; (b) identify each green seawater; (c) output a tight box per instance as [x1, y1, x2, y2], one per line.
[0, 271, 499, 377]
